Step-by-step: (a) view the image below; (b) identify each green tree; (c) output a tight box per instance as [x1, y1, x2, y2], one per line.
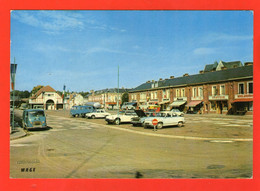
[31, 85, 44, 95]
[121, 92, 129, 105]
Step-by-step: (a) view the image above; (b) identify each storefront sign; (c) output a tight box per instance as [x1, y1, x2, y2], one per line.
[209, 95, 228, 100]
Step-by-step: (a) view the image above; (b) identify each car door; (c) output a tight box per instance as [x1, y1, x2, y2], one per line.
[169, 113, 179, 126]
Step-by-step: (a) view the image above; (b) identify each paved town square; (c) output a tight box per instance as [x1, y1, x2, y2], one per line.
[10, 110, 252, 178]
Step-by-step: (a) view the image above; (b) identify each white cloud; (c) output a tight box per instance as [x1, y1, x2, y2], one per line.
[193, 47, 216, 55]
[12, 11, 84, 34]
[204, 33, 252, 43]
[12, 11, 126, 35]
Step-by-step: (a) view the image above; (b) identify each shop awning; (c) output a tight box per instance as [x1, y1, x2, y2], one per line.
[232, 98, 253, 103]
[169, 100, 186, 107]
[159, 101, 170, 105]
[186, 100, 202, 107]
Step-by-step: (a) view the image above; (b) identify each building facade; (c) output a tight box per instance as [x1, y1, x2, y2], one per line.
[87, 88, 130, 109]
[29, 85, 64, 110]
[129, 61, 253, 115]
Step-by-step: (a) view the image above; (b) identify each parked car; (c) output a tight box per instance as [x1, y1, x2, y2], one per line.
[121, 102, 137, 110]
[170, 109, 184, 116]
[70, 105, 95, 117]
[86, 109, 111, 119]
[105, 110, 137, 125]
[131, 110, 158, 126]
[141, 111, 185, 129]
[22, 109, 47, 130]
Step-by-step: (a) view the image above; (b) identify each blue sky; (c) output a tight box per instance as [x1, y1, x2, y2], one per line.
[10, 10, 253, 92]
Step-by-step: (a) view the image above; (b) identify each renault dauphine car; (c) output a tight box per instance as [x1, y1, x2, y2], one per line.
[140, 111, 185, 129]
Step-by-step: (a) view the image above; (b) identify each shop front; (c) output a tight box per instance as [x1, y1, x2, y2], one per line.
[159, 99, 170, 111]
[231, 98, 253, 115]
[209, 95, 229, 114]
[186, 100, 203, 114]
[169, 99, 187, 112]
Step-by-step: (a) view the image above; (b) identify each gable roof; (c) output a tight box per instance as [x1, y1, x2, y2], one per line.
[220, 60, 242, 69]
[31, 85, 57, 99]
[130, 65, 253, 92]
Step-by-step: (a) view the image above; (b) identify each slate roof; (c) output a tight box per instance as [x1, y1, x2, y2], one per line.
[204, 62, 218, 72]
[221, 61, 242, 69]
[130, 65, 253, 92]
[94, 88, 132, 94]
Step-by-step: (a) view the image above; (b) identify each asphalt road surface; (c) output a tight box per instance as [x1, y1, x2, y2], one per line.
[10, 110, 252, 178]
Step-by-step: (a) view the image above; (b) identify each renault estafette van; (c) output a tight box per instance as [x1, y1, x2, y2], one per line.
[22, 109, 47, 129]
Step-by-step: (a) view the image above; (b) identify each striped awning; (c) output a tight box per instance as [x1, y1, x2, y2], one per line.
[169, 100, 186, 107]
[232, 98, 253, 103]
[159, 101, 170, 105]
[186, 101, 202, 107]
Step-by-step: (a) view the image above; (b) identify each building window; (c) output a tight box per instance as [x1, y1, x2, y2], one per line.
[176, 89, 180, 98]
[181, 89, 185, 97]
[238, 83, 244, 94]
[155, 92, 157, 99]
[220, 85, 225, 95]
[199, 87, 203, 97]
[212, 86, 217, 96]
[193, 87, 197, 97]
[248, 82, 253, 94]
[166, 90, 170, 98]
[141, 93, 146, 100]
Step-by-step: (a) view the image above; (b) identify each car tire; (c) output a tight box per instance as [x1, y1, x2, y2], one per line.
[91, 115, 95, 119]
[157, 122, 163, 129]
[114, 118, 120, 125]
[177, 121, 183, 127]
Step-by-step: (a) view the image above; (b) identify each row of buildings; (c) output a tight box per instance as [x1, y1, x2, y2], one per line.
[25, 60, 253, 115]
[26, 86, 129, 110]
[128, 61, 253, 115]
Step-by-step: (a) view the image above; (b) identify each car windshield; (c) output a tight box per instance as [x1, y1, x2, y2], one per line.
[28, 111, 45, 117]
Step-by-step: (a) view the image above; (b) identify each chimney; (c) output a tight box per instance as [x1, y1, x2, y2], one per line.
[183, 73, 189, 77]
[170, 76, 174, 79]
[152, 80, 155, 82]
[146, 80, 151, 83]
[159, 78, 163, 81]
[199, 70, 204, 74]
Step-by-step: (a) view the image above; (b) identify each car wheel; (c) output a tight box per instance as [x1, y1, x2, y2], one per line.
[72, 115, 75, 118]
[91, 115, 96, 119]
[177, 121, 183, 127]
[114, 118, 120, 125]
[157, 122, 163, 129]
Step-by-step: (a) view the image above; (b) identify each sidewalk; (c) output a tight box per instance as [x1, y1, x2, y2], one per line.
[10, 123, 27, 140]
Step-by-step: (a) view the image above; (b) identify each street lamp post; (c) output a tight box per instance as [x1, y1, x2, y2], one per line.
[11, 58, 17, 133]
[117, 65, 119, 116]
